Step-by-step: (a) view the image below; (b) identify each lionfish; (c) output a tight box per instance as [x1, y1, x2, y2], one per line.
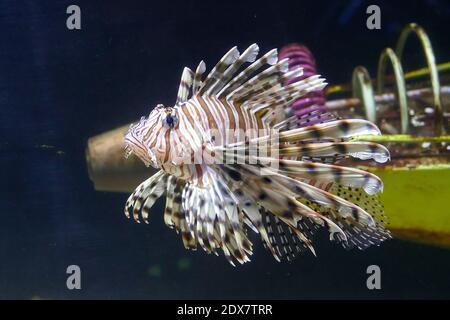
[123, 44, 391, 265]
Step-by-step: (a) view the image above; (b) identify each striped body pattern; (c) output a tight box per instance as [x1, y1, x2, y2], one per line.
[123, 44, 391, 265]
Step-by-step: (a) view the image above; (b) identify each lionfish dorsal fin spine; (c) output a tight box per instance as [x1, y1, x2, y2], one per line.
[217, 48, 278, 98]
[192, 60, 206, 95]
[197, 46, 240, 95]
[175, 67, 194, 105]
[207, 43, 260, 96]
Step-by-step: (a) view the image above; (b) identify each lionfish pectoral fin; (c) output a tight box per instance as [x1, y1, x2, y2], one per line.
[124, 170, 168, 224]
[160, 171, 254, 265]
[279, 141, 390, 164]
[214, 158, 390, 261]
[164, 176, 197, 250]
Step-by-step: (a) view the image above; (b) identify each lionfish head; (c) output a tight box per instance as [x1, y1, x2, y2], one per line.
[124, 104, 180, 168]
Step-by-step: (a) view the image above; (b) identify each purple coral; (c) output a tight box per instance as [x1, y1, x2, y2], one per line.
[279, 44, 327, 122]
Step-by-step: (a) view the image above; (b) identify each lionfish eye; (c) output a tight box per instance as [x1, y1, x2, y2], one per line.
[166, 115, 174, 126]
[163, 109, 178, 129]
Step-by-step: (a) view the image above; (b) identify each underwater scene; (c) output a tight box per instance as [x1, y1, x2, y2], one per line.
[1, 0, 449, 300]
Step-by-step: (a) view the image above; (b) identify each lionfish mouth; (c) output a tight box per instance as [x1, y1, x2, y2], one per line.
[123, 116, 160, 168]
[124, 138, 158, 168]
[124, 144, 133, 159]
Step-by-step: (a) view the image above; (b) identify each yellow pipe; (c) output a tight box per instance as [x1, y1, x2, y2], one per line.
[352, 134, 450, 143]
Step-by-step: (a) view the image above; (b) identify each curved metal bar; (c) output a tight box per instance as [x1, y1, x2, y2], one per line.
[395, 23, 444, 136]
[352, 66, 376, 122]
[377, 47, 409, 134]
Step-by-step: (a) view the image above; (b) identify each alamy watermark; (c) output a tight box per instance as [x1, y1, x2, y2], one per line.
[66, 265, 81, 290]
[66, 5, 81, 30]
[366, 5, 381, 30]
[366, 264, 381, 290]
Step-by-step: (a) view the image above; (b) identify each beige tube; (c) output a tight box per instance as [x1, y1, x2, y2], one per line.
[85, 124, 155, 193]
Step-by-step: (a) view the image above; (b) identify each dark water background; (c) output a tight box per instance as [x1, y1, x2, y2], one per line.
[1, 0, 449, 299]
